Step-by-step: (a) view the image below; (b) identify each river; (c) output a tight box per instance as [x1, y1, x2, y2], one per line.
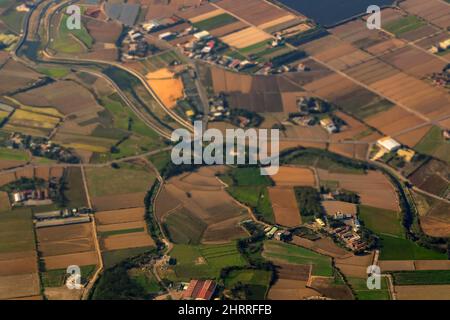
[276, 0, 396, 27]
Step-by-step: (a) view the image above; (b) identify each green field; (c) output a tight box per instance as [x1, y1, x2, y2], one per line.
[95, 93, 164, 162]
[223, 269, 272, 300]
[384, 15, 426, 36]
[141, 51, 184, 72]
[36, 66, 71, 78]
[165, 242, 247, 281]
[0, 147, 30, 161]
[193, 13, 237, 31]
[51, 14, 93, 53]
[391, 270, 450, 285]
[163, 208, 207, 245]
[415, 126, 450, 164]
[347, 277, 391, 300]
[263, 241, 332, 276]
[85, 163, 156, 197]
[41, 265, 97, 287]
[379, 234, 448, 261]
[222, 167, 274, 223]
[0, 208, 35, 254]
[358, 205, 404, 238]
[148, 151, 171, 173]
[102, 246, 154, 269]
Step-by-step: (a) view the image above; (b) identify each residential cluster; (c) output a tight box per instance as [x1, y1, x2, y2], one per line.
[4, 133, 79, 163]
[33, 207, 92, 228]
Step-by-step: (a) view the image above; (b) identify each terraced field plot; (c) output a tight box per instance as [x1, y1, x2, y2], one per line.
[156, 166, 250, 244]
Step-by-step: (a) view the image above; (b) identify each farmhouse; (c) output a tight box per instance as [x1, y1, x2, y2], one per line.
[377, 137, 401, 152]
[320, 118, 337, 134]
[183, 280, 217, 300]
[322, 200, 357, 220]
[397, 148, 415, 162]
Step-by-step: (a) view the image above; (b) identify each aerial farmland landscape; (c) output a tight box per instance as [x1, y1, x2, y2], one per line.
[0, 0, 449, 304]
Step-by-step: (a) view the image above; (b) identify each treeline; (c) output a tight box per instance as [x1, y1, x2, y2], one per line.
[90, 252, 159, 300]
[143, 180, 166, 251]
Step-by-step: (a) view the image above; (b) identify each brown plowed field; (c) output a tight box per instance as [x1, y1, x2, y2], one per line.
[42, 251, 98, 270]
[267, 279, 319, 300]
[0, 256, 38, 276]
[0, 273, 40, 299]
[95, 207, 145, 225]
[97, 221, 145, 232]
[317, 169, 399, 211]
[101, 232, 154, 251]
[396, 285, 450, 300]
[291, 236, 351, 259]
[268, 187, 301, 227]
[271, 166, 316, 187]
[92, 192, 147, 211]
[215, 0, 299, 26]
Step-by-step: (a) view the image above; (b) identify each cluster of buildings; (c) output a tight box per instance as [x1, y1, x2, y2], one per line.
[122, 30, 150, 60]
[373, 136, 416, 163]
[329, 223, 367, 252]
[4, 133, 79, 163]
[288, 97, 338, 133]
[182, 279, 217, 300]
[430, 67, 450, 88]
[428, 38, 450, 54]
[16, 2, 35, 12]
[12, 189, 51, 206]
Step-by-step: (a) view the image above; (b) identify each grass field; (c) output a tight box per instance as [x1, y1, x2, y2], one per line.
[86, 163, 155, 197]
[384, 15, 426, 36]
[379, 234, 448, 261]
[51, 14, 93, 53]
[347, 277, 391, 300]
[0, 208, 35, 254]
[223, 269, 272, 300]
[8, 109, 60, 129]
[358, 205, 403, 237]
[263, 241, 332, 277]
[193, 13, 237, 31]
[392, 270, 450, 286]
[41, 265, 97, 287]
[415, 126, 450, 164]
[222, 167, 275, 223]
[36, 66, 71, 78]
[0, 6, 26, 34]
[102, 246, 154, 269]
[0, 147, 30, 161]
[148, 151, 171, 173]
[165, 242, 247, 281]
[163, 209, 207, 245]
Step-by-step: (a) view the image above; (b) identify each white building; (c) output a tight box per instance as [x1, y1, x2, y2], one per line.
[194, 31, 210, 40]
[377, 137, 401, 152]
